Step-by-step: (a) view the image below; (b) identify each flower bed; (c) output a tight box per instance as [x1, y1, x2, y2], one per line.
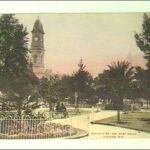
[0, 119, 77, 139]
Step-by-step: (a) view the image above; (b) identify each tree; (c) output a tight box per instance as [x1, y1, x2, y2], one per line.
[94, 73, 113, 102]
[0, 14, 38, 116]
[47, 75, 61, 110]
[55, 75, 74, 102]
[135, 13, 150, 108]
[39, 75, 61, 117]
[0, 14, 29, 81]
[97, 61, 134, 122]
[135, 13, 150, 69]
[72, 58, 93, 105]
[5, 73, 38, 116]
[134, 66, 150, 108]
[39, 77, 49, 103]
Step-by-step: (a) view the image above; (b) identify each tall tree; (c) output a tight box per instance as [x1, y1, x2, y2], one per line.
[0, 14, 38, 115]
[72, 58, 93, 104]
[134, 66, 150, 108]
[98, 61, 134, 122]
[39, 75, 61, 116]
[0, 14, 29, 80]
[135, 13, 150, 69]
[56, 75, 74, 101]
[135, 13, 150, 108]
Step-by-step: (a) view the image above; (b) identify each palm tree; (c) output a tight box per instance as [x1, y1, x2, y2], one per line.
[101, 61, 134, 122]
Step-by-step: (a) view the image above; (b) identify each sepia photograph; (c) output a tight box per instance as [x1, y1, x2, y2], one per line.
[0, 1, 150, 149]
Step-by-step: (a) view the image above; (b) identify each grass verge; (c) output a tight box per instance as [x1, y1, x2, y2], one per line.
[93, 112, 150, 133]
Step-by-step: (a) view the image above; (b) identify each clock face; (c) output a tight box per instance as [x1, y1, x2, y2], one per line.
[34, 37, 38, 41]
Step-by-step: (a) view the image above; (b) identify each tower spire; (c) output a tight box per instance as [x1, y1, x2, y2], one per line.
[32, 17, 44, 34]
[30, 18, 45, 78]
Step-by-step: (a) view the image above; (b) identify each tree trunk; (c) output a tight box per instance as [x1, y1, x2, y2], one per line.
[48, 102, 53, 119]
[49, 102, 52, 111]
[116, 97, 123, 122]
[17, 105, 22, 133]
[147, 100, 149, 109]
[117, 109, 120, 122]
[17, 106, 21, 117]
[17, 101, 22, 117]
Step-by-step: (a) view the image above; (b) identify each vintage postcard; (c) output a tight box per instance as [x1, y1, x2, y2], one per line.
[0, 1, 150, 149]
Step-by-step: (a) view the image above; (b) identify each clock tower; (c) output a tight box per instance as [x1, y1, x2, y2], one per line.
[30, 17, 45, 77]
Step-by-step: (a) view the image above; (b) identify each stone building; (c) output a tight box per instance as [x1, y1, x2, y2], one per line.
[30, 17, 45, 78]
[30, 17, 52, 78]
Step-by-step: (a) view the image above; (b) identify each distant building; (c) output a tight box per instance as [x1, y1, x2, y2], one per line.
[30, 17, 52, 78]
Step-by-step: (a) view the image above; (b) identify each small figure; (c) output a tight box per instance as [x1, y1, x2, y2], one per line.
[55, 102, 61, 112]
[60, 103, 68, 118]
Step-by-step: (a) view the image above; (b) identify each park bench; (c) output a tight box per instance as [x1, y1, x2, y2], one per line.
[53, 110, 68, 119]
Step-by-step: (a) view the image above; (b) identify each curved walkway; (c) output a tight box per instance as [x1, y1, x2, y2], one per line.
[51, 110, 150, 139]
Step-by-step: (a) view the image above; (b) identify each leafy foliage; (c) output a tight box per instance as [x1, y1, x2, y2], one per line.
[96, 61, 134, 104]
[0, 14, 38, 115]
[95, 61, 134, 121]
[72, 58, 94, 102]
[135, 13, 150, 106]
[0, 14, 29, 80]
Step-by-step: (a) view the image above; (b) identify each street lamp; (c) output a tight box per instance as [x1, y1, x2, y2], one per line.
[75, 92, 79, 113]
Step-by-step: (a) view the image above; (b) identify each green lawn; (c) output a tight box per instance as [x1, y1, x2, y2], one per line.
[94, 112, 150, 133]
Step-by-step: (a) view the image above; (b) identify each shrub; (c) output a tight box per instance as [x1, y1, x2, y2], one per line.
[23, 108, 33, 116]
[123, 104, 131, 111]
[104, 104, 116, 110]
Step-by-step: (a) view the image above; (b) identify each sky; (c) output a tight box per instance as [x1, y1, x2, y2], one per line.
[16, 13, 146, 76]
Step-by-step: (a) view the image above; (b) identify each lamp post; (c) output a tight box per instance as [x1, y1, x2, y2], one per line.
[75, 92, 79, 113]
